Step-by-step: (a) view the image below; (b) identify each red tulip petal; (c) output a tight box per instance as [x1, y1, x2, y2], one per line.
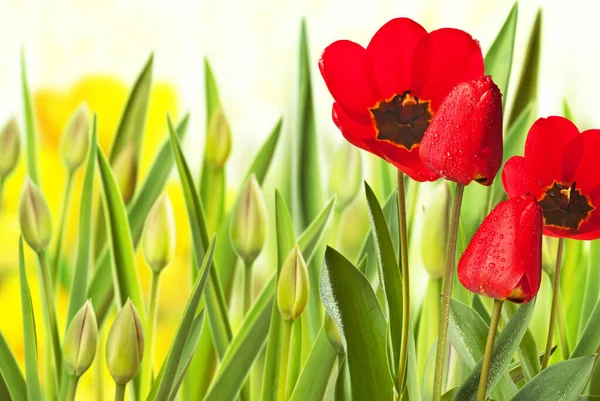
[570, 183, 600, 240]
[366, 18, 427, 100]
[524, 116, 581, 187]
[502, 156, 544, 199]
[516, 200, 543, 302]
[319, 40, 378, 116]
[365, 140, 439, 181]
[332, 103, 380, 156]
[572, 129, 600, 194]
[410, 28, 483, 110]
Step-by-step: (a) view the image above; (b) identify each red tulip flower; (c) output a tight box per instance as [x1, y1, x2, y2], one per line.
[319, 18, 484, 182]
[502, 116, 600, 240]
[458, 194, 542, 303]
[419, 75, 503, 186]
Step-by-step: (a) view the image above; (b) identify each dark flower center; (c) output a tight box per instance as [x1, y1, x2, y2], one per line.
[538, 181, 595, 230]
[369, 90, 433, 151]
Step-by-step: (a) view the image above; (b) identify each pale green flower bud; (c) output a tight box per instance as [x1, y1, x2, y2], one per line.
[329, 142, 362, 210]
[142, 194, 175, 273]
[64, 301, 98, 377]
[60, 104, 90, 172]
[205, 106, 232, 168]
[230, 174, 267, 264]
[0, 117, 20, 179]
[19, 178, 53, 252]
[324, 313, 344, 354]
[112, 143, 138, 204]
[420, 182, 450, 279]
[106, 300, 144, 385]
[277, 245, 309, 321]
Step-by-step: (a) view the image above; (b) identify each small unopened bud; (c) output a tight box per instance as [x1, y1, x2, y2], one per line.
[19, 179, 53, 252]
[0, 117, 20, 179]
[60, 104, 90, 172]
[106, 300, 144, 385]
[277, 245, 309, 321]
[112, 143, 138, 204]
[205, 106, 232, 167]
[230, 174, 267, 264]
[420, 183, 450, 279]
[142, 194, 175, 273]
[324, 313, 344, 354]
[329, 142, 362, 210]
[64, 301, 98, 377]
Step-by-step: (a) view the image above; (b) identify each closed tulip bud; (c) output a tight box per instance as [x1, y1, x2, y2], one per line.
[230, 174, 267, 264]
[60, 104, 90, 172]
[458, 194, 542, 303]
[324, 313, 344, 354]
[0, 117, 20, 179]
[420, 75, 503, 186]
[19, 179, 53, 252]
[64, 301, 98, 377]
[205, 106, 232, 168]
[106, 300, 144, 384]
[277, 245, 309, 321]
[142, 194, 175, 273]
[420, 183, 450, 279]
[329, 142, 362, 210]
[112, 143, 138, 204]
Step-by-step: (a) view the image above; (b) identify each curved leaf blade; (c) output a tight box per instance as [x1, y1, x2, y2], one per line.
[20, 50, 40, 186]
[0, 331, 26, 401]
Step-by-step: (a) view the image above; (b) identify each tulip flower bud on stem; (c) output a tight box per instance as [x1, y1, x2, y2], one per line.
[0, 117, 20, 213]
[541, 238, 565, 369]
[276, 246, 309, 401]
[432, 183, 465, 401]
[477, 299, 504, 401]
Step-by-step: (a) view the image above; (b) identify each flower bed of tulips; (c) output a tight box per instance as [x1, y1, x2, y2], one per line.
[0, 3, 600, 401]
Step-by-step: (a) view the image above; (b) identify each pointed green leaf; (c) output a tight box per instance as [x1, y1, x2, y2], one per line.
[563, 98, 575, 121]
[96, 146, 145, 318]
[0, 331, 26, 401]
[503, 301, 540, 381]
[204, 59, 220, 123]
[20, 50, 40, 186]
[296, 197, 335, 263]
[204, 275, 275, 401]
[452, 301, 535, 401]
[580, 241, 600, 345]
[18, 237, 43, 401]
[153, 237, 215, 401]
[508, 10, 542, 125]
[511, 356, 594, 401]
[321, 247, 393, 400]
[484, 3, 518, 102]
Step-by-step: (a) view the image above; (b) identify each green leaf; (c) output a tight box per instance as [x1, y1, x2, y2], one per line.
[20, 50, 40, 186]
[289, 327, 338, 401]
[152, 237, 215, 401]
[296, 197, 335, 264]
[503, 301, 540, 382]
[204, 276, 275, 401]
[580, 241, 600, 350]
[484, 2, 518, 103]
[563, 98, 575, 121]
[508, 346, 555, 384]
[0, 331, 26, 401]
[364, 182, 402, 379]
[563, 239, 587, 351]
[204, 58, 220, 122]
[417, 279, 441, 386]
[66, 114, 97, 324]
[167, 116, 233, 358]
[452, 301, 535, 401]
[18, 237, 43, 401]
[87, 115, 189, 328]
[321, 247, 393, 400]
[96, 146, 145, 318]
[510, 356, 594, 401]
[508, 9, 542, 125]
[448, 299, 518, 400]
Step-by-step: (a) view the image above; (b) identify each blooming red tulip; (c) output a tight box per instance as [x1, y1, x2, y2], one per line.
[458, 194, 542, 303]
[502, 116, 600, 240]
[419, 75, 503, 186]
[319, 18, 484, 182]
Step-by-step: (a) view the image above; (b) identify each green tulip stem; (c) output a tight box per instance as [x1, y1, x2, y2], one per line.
[66, 376, 79, 401]
[395, 170, 411, 397]
[114, 383, 126, 401]
[542, 237, 565, 369]
[277, 319, 294, 401]
[51, 169, 74, 285]
[477, 299, 504, 401]
[142, 270, 161, 396]
[433, 183, 465, 401]
[36, 250, 62, 383]
[243, 261, 254, 316]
